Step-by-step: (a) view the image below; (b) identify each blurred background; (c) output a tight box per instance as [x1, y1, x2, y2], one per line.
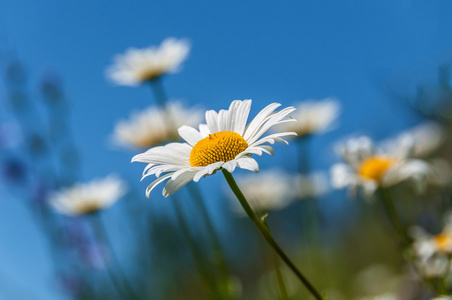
[1, 1, 452, 299]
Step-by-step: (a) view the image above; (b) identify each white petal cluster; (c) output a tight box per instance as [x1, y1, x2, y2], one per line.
[382, 122, 450, 188]
[112, 102, 203, 149]
[132, 100, 296, 197]
[106, 38, 190, 86]
[48, 175, 127, 216]
[229, 169, 329, 215]
[277, 97, 340, 137]
[410, 212, 452, 278]
[229, 169, 295, 214]
[331, 136, 432, 196]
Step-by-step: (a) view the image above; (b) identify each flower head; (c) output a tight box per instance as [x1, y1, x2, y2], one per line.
[277, 98, 340, 137]
[106, 38, 190, 86]
[228, 169, 295, 214]
[410, 212, 452, 277]
[132, 100, 296, 197]
[331, 136, 432, 196]
[48, 175, 126, 216]
[112, 102, 203, 149]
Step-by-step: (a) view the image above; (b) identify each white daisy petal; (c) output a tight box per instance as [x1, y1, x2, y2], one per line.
[171, 167, 198, 180]
[146, 173, 173, 198]
[143, 165, 184, 179]
[231, 99, 252, 135]
[178, 125, 203, 146]
[257, 145, 274, 156]
[249, 132, 297, 148]
[193, 161, 224, 182]
[163, 171, 198, 197]
[132, 142, 191, 166]
[198, 124, 210, 137]
[236, 157, 259, 172]
[217, 108, 229, 132]
[244, 103, 281, 141]
[205, 110, 219, 133]
[222, 160, 238, 173]
[246, 106, 296, 145]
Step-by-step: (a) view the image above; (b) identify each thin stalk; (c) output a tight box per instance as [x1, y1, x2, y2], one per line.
[90, 213, 141, 300]
[441, 255, 452, 294]
[148, 77, 169, 109]
[262, 216, 289, 300]
[222, 169, 324, 300]
[187, 183, 232, 298]
[170, 194, 223, 299]
[295, 137, 321, 242]
[296, 136, 311, 175]
[379, 188, 411, 246]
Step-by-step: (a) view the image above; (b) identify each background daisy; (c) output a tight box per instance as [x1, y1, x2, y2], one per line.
[106, 38, 190, 86]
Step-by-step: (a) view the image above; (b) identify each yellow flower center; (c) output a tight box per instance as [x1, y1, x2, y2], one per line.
[358, 156, 396, 181]
[190, 131, 248, 167]
[77, 202, 102, 215]
[138, 68, 166, 81]
[434, 233, 452, 253]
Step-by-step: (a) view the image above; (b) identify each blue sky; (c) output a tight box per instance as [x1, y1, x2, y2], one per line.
[1, 0, 452, 298]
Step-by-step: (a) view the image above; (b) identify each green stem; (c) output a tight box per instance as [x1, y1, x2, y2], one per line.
[148, 77, 169, 109]
[170, 194, 222, 299]
[379, 188, 411, 246]
[262, 216, 289, 300]
[441, 255, 452, 294]
[90, 213, 141, 300]
[296, 137, 322, 267]
[187, 184, 232, 297]
[296, 136, 311, 175]
[222, 169, 324, 300]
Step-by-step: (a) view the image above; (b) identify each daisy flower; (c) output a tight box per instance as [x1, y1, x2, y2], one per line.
[229, 170, 328, 215]
[331, 136, 432, 196]
[228, 169, 295, 215]
[410, 212, 452, 278]
[112, 101, 203, 149]
[277, 97, 340, 137]
[132, 100, 296, 197]
[106, 38, 190, 86]
[48, 175, 126, 216]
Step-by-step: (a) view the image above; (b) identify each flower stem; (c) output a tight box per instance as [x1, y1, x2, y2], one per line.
[148, 77, 169, 109]
[379, 188, 411, 246]
[222, 169, 324, 300]
[170, 194, 223, 299]
[262, 215, 289, 300]
[187, 183, 233, 298]
[90, 213, 141, 300]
